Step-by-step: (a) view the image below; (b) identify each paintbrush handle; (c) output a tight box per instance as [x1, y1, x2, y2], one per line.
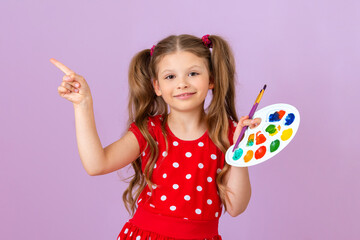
[248, 103, 259, 118]
[232, 84, 267, 152]
[233, 103, 258, 151]
[233, 125, 248, 152]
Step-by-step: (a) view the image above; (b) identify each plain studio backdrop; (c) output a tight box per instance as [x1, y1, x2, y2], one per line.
[1, 1, 359, 239]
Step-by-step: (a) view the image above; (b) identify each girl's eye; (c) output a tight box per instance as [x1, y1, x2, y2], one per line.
[189, 72, 199, 77]
[165, 75, 175, 80]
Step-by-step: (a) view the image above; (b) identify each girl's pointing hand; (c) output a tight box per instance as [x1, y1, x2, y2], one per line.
[50, 58, 93, 106]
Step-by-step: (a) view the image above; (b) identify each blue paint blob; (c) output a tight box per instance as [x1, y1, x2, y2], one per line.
[269, 110, 286, 122]
[285, 113, 295, 126]
[269, 112, 280, 122]
[233, 148, 244, 161]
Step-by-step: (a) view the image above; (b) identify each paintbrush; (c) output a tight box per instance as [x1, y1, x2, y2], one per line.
[233, 84, 267, 152]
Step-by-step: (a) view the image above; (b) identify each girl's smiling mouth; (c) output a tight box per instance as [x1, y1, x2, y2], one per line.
[174, 92, 196, 99]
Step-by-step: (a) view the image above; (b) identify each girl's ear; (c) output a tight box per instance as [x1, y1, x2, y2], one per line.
[209, 76, 214, 89]
[153, 79, 162, 96]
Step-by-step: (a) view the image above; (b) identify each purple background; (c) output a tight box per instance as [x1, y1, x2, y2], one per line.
[1, 0, 359, 239]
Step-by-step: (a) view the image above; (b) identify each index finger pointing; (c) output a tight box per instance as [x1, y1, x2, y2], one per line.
[49, 58, 74, 75]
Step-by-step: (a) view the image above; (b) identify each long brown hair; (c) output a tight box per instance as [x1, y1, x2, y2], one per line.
[122, 34, 238, 216]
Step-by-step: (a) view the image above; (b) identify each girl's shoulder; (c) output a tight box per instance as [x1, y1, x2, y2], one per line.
[142, 115, 165, 136]
[128, 115, 164, 154]
[147, 115, 164, 127]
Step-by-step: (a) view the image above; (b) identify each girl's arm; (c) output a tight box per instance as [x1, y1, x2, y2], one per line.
[223, 116, 260, 217]
[50, 58, 140, 176]
[74, 100, 140, 176]
[223, 166, 251, 217]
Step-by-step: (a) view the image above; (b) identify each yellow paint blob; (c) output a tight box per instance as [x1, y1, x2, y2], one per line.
[269, 130, 278, 136]
[281, 128, 293, 141]
[244, 150, 253, 163]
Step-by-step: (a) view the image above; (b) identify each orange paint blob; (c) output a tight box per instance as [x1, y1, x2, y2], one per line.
[256, 131, 266, 145]
[244, 150, 253, 162]
[255, 146, 267, 159]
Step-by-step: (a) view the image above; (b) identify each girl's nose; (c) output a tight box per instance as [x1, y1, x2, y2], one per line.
[177, 77, 189, 89]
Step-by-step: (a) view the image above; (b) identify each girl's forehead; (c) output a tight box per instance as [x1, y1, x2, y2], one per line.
[157, 51, 207, 70]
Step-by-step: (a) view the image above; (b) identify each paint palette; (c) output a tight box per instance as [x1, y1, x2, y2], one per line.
[226, 103, 300, 167]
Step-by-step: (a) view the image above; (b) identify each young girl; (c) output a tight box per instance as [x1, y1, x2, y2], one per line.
[51, 34, 260, 240]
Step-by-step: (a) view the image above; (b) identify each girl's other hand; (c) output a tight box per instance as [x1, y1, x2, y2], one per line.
[50, 58, 93, 106]
[233, 115, 262, 144]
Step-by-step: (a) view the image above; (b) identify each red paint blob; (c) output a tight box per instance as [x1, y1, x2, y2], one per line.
[255, 146, 267, 159]
[278, 110, 286, 119]
[256, 131, 266, 145]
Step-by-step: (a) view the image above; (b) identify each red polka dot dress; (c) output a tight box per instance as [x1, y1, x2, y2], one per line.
[117, 115, 237, 240]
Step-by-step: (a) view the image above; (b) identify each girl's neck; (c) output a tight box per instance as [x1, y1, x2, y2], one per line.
[167, 110, 207, 141]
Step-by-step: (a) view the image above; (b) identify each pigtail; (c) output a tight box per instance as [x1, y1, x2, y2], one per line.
[205, 35, 239, 212]
[123, 49, 167, 216]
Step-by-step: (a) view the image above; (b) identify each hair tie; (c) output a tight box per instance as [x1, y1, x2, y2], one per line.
[201, 34, 213, 48]
[150, 45, 156, 56]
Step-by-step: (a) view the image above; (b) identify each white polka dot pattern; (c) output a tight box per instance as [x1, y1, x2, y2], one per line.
[129, 115, 230, 221]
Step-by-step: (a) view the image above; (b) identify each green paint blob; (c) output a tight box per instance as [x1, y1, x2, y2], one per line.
[270, 139, 280, 152]
[233, 148, 244, 160]
[266, 125, 277, 135]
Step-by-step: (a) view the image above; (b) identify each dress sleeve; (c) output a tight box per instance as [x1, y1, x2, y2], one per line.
[228, 119, 238, 146]
[128, 122, 147, 154]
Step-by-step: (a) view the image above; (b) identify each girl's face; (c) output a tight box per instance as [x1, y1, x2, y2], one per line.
[153, 51, 214, 114]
